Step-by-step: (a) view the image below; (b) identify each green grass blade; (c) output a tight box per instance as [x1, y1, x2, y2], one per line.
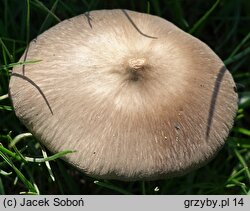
[32, 0, 61, 22]
[147, 1, 150, 14]
[0, 169, 12, 176]
[0, 144, 22, 162]
[38, 0, 60, 34]
[239, 92, 250, 109]
[40, 144, 55, 181]
[26, 0, 30, 44]
[0, 94, 8, 101]
[229, 32, 250, 57]
[0, 38, 14, 62]
[0, 144, 74, 163]
[0, 176, 5, 194]
[228, 137, 250, 149]
[227, 167, 248, 182]
[189, 0, 220, 34]
[0, 150, 37, 193]
[141, 181, 146, 194]
[226, 178, 248, 194]
[0, 37, 26, 44]
[0, 105, 12, 111]
[56, 160, 81, 194]
[33, 150, 75, 162]
[0, 59, 42, 71]
[233, 127, 250, 136]
[224, 46, 250, 66]
[9, 133, 32, 148]
[234, 149, 250, 182]
[94, 180, 132, 195]
[150, 0, 161, 16]
[168, 0, 189, 29]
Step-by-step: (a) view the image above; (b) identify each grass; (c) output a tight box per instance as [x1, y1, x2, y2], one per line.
[0, 0, 250, 195]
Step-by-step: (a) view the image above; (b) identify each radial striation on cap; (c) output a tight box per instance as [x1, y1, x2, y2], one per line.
[9, 9, 238, 180]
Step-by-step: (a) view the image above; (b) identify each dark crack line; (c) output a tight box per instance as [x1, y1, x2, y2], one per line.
[121, 10, 157, 39]
[11, 73, 53, 115]
[206, 66, 226, 140]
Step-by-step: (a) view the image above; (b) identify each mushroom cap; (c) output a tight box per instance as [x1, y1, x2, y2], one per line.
[9, 9, 238, 180]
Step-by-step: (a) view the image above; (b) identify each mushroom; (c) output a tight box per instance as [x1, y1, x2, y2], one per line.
[9, 9, 238, 180]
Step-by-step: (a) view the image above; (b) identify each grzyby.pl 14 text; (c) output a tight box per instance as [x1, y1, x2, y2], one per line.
[184, 197, 244, 208]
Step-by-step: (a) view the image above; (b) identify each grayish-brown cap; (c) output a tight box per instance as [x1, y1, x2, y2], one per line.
[9, 9, 238, 180]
